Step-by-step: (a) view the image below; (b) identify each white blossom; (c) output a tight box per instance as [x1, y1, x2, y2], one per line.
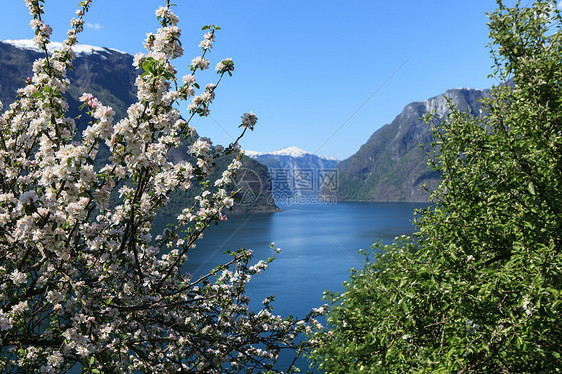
[241, 111, 258, 130]
[10, 270, 27, 286]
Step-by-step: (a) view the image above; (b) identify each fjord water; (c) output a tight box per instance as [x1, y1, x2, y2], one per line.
[172, 201, 427, 371]
[183, 202, 426, 311]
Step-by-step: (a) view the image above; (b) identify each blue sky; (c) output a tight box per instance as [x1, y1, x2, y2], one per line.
[1, 0, 519, 160]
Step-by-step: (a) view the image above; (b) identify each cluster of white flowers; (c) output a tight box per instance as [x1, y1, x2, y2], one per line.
[0, 311, 13, 332]
[240, 111, 258, 130]
[216, 57, 234, 74]
[0, 1, 324, 373]
[199, 31, 215, 50]
[522, 296, 535, 316]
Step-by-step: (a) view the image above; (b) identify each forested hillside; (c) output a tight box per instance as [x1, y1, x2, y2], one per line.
[335, 88, 488, 202]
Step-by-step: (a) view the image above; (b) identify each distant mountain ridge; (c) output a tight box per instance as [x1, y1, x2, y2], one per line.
[244, 147, 339, 200]
[245, 146, 338, 160]
[2, 39, 126, 56]
[335, 87, 489, 202]
[0, 39, 278, 214]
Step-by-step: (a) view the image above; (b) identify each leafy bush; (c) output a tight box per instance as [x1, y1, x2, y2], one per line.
[310, 1, 562, 372]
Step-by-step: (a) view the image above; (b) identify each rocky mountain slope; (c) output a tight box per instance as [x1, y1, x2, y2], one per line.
[0, 39, 277, 214]
[335, 88, 489, 202]
[0, 39, 138, 123]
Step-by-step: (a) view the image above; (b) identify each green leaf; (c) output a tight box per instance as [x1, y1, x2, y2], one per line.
[528, 181, 536, 195]
[545, 287, 559, 298]
[24, 204, 37, 215]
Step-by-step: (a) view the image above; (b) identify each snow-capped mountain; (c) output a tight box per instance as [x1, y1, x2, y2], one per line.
[0, 39, 138, 124]
[245, 146, 338, 160]
[3, 39, 126, 56]
[244, 147, 339, 201]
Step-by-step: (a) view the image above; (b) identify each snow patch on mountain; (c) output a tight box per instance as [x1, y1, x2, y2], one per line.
[2, 39, 126, 56]
[269, 146, 309, 158]
[244, 146, 338, 161]
[242, 150, 263, 158]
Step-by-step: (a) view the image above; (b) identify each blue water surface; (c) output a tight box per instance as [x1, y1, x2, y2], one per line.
[176, 201, 428, 372]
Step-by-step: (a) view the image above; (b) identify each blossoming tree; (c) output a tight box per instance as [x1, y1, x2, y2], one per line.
[0, 0, 321, 372]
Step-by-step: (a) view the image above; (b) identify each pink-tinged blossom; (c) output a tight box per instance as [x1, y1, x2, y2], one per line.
[47, 352, 63, 368]
[10, 269, 27, 286]
[182, 74, 196, 85]
[155, 6, 167, 18]
[79, 92, 101, 108]
[132, 52, 144, 68]
[29, 19, 42, 29]
[215, 58, 234, 73]
[191, 56, 210, 71]
[199, 39, 212, 50]
[11, 301, 29, 315]
[0, 312, 13, 331]
[240, 111, 258, 130]
[223, 197, 234, 208]
[41, 24, 52, 35]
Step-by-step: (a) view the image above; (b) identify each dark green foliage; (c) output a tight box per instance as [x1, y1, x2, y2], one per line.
[310, 1, 562, 372]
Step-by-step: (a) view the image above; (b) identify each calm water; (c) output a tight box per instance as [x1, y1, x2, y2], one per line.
[161, 201, 428, 372]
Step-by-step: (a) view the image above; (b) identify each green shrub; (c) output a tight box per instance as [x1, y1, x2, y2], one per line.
[310, 1, 562, 372]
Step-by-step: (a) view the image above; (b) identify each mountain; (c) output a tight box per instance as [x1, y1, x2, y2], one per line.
[244, 147, 339, 201]
[0, 39, 138, 124]
[0, 39, 278, 215]
[335, 87, 489, 202]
